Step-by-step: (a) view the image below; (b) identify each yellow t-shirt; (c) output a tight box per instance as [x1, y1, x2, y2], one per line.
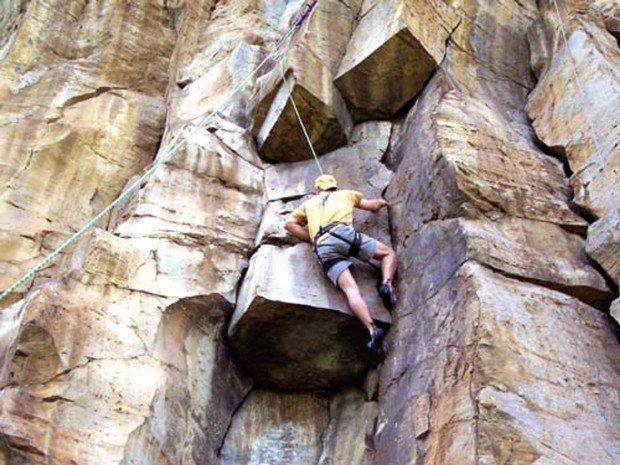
[290, 190, 363, 241]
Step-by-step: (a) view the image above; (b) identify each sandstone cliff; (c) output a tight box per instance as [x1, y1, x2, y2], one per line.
[0, 1, 618, 464]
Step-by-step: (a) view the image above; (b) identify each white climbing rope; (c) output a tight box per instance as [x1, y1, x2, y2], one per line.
[0, 3, 318, 303]
[278, 33, 325, 175]
[551, 0, 605, 163]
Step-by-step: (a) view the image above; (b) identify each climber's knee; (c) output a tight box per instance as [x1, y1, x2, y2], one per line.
[373, 241, 396, 260]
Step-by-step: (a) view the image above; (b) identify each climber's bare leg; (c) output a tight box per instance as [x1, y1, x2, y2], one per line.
[373, 241, 397, 284]
[337, 269, 373, 333]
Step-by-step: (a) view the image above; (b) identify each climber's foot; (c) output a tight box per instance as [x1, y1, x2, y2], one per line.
[367, 324, 384, 360]
[377, 280, 397, 310]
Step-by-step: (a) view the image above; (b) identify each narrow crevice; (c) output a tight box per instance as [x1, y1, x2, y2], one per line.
[215, 385, 255, 457]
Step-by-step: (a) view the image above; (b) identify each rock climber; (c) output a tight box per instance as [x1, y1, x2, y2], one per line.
[284, 174, 398, 353]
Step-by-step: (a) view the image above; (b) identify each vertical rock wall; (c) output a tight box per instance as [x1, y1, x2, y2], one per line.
[0, 1, 618, 465]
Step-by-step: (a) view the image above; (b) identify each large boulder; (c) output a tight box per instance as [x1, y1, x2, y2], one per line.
[334, 0, 459, 121]
[252, 0, 359, 162]
[229, 244, 391, 390]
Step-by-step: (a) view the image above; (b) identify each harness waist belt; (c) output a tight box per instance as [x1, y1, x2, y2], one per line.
[313, 222, 363, 275]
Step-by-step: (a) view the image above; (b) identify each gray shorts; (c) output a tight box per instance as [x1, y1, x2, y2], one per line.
[314, 225, 378, 286]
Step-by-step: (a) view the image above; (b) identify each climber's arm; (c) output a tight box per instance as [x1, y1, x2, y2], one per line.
[358, 198, 388, 213]
[284, 216, 312, 243]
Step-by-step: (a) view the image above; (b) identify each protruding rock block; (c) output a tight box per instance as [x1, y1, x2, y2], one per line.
[335, 0, 459, 121]
[387, 85, 588, 241]
[255, 71, 353, 162]
[229, 244, 391, 390]
[253, 0, 360, 162]
[377, 262, 620, 465]
[526, 17, 620, 219]
[402, 217, 613, 310]
[586, 209, 620, 284]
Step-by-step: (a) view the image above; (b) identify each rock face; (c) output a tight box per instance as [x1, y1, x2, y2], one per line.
[0, 1, 619, 465]
[229, 243, 390, 390]
[335, 0, 459, 121]
[252, 0, 357, 162]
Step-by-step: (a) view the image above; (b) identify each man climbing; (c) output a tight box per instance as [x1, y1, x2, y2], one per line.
[284, 174, 397, 353]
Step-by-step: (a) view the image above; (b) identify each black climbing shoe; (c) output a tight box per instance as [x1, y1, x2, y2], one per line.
[367, 325, 384, 359]
[377, 281, 397, 310]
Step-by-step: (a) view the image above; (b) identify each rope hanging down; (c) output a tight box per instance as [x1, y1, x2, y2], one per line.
[279, 35, 324, 175]
[551, 0, 605, 162]
[0, 1, 320, 303]
[286, 0, 324, 174]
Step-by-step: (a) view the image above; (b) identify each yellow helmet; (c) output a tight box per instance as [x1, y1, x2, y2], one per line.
[314, 174, 338, 191]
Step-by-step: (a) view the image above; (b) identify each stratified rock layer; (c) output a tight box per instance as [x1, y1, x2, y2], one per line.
[0, 0, 618, 464]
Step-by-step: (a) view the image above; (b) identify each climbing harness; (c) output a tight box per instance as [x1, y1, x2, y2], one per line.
[0, 1, 321, 303]
[313, 221, 363, 275]
[312, 189, 363, 278]
[550, 0, 605, 163]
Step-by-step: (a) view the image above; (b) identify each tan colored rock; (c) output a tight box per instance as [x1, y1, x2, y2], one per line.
[113, 129, 265, 300]
[254, 195, 312, 247]
[0, 1, 175, 297]
[586, 209, 620, 284]
[0, 285, 252, 465]
[335, 0, 459, 121]
[229, 243, 390, 390]
[219, 389, 329, 465]
[377, 262, 620, 465]
[61, 229, 144, 287]
[527, 4, 620, 218]
[387, 83, 587, 242]
[252, 0, 359, 162]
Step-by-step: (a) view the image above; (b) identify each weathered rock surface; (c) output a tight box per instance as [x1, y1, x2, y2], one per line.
[402, 217, 613, 309]
[0, 285, 251, 465]
[335, 0, 459, 121]
[253, 0, 358, 162]
[527, 1, 620, 219]
[377, 262, 620, 465]
[0, 0, 619, 464]
[219, 390, 329, 465]
[386, 82, 587, 240]
[229, 244, 390, 390]
[586, 209, 620, 284]
[0, 1, 175, 299]
[219, 388, 377, 465]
